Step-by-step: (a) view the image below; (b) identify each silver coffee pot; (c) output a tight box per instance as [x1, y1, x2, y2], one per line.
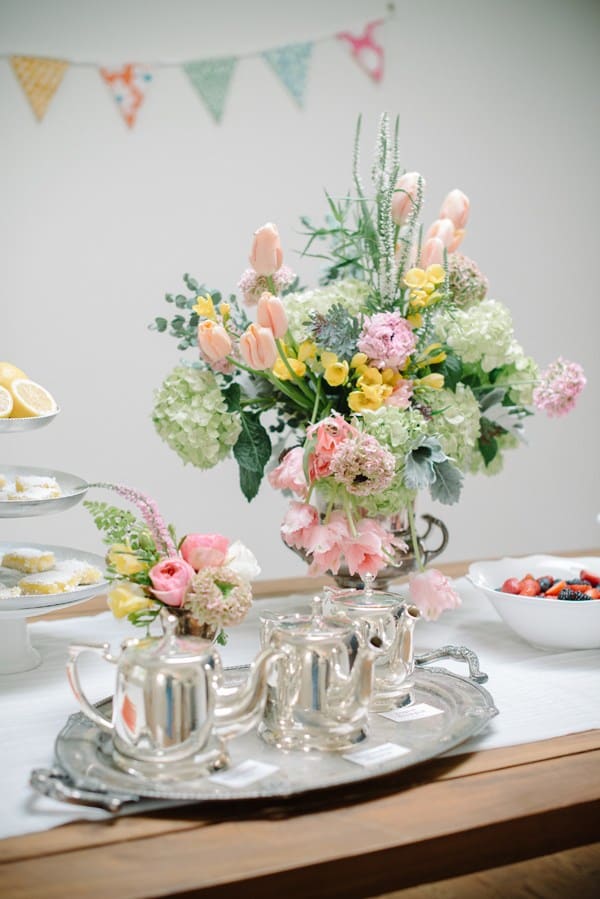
[326, 579, 421, 711]
[66, 614, 281, 778]
[259, 597, 378, 751]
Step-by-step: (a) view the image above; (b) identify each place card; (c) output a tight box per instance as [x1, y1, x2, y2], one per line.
[342, 742, 410, 767]
[379, 702, 444, 723]
[209, 760, 279, 789]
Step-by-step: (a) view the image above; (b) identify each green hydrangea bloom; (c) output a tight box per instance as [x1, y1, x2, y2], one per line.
[284, 278, 370, 343]
[418, 384, 481, 472]
[435, 299, 515, 372]
[494, 342, 539, 406]
[153, 366, 241, 468]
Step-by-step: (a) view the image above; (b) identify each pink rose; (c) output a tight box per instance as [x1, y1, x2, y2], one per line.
[180, 533, 230, 571]
[440, 189, 470, 230]
[408, 568, 461, 621]
[257, 292, 288, 339]
[197, 321, 232, 364]
[268, 446, 308, 497]
[391, 172, 425, 226]
[239, 323, 278, 370]
[149, 557, 195, 607]
[249, 223, 283, 276]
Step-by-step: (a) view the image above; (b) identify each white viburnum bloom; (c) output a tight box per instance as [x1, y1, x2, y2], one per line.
[435, 299, 515, 372]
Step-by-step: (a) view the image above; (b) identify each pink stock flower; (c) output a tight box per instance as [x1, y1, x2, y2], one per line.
[257, 292, 288, 338]
[268, 446, 308, 497]
[533, 358, 586, 417]
[149, 557, 195, 607]
[280, 501, 320, 551]
[239, 323, 278, 370]
[440, 189, 470, 230]
[391, 172, 424, 226]
[197, 320, 232, 364]
[385, 379, 413, 409]
[237, 265, 296, 305]
[249, 223, 283, 276]
[357, 311, 417, 370]
[420, 237, 445, 268]
[306, 413, 358, 481]
[180, 533, 230, 571]
[408, 568, 461, 621]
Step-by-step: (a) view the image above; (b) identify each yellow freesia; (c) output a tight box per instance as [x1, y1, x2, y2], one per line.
[273, 357, 307, 381]
[351, 352, 368, 369]
[407, 312, 423, 328]
[219, 302, 230, 322]
[297, 340, 317, 363]
[403, 268, 428, 289]
[426, 264, 445, 285]
[320, 350, 338, 368]
[108, 584, 155, 620]
[107, 544, 147, 577]
[357, 367, 383, 387]
[193, 295, 216, 319]
[418, 373, 445, 389]
[382, 368, 401, 386]
[324, 360, 349, 387]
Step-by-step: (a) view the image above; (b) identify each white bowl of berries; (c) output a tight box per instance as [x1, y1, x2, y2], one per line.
[467, 555, 600, 650]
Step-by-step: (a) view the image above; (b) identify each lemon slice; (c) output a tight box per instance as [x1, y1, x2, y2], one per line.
[0, 362, 27, 390]
[9, 379, 58, 418]
[0, 385, 13, 418]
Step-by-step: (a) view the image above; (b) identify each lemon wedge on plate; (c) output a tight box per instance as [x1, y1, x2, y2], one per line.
[0, 385, 13, 417]
[0, 362, 27, 390]
[9, 379, 58, 418]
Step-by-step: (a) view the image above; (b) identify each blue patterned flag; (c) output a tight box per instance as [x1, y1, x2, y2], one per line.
[184, 57, 237, 122]
[262, 42, 313, 107]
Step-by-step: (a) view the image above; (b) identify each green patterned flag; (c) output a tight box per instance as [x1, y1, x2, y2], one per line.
[262, 42, 313, 107]
[184, 57, 237, 123]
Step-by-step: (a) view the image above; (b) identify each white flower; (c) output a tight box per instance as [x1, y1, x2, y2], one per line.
[435, 299, 515, 372]
[225, 540, 261, 581]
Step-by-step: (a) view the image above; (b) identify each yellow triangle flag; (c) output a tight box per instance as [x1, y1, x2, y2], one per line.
[10, 56, 69, 120]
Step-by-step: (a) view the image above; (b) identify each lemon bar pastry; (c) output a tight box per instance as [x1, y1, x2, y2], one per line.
[55, 559, 103, 586]
[18, 569, 80, 595]
[0, 474, 6, 489]
[2, 548, 56, 573]
[8, 486, 60, 502]
[0, 584, 22, 599]
[15, 475, 61, 498]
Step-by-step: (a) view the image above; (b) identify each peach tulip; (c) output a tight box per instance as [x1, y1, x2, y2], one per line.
[426, 218, 464, 253]
[197, 320, 232, 363]
[440, 189, 470, 230]
[391, 172, 424, 226]
[257, 292, 288, 339]
[249, 223, 283, 276]
[420, 237, 445, 268]
[239, 323, 278, 370]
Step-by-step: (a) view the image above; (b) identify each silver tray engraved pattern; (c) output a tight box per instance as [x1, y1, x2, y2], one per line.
[33, 659, 498, 812]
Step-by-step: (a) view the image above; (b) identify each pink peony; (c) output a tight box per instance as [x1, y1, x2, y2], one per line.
[268, 446, 308, 497]
[408, 568, 461, 621]
[149, 557, 195, 607]
[306, 413, 358, 482]
[180, 533, 230, 571]
[385, 379, 413, 409]
[533, 357, 586, 418]
[344, 518, 406, 579]
[357, 311, 417, 370]
[305, 511, 349, 576]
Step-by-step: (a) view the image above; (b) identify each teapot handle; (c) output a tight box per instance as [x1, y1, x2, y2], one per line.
[66, 643, 117, 734]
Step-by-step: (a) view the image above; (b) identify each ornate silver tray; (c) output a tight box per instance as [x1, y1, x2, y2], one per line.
[31, 647, 498, 813]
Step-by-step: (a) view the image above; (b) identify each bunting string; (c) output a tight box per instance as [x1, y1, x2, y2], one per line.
[1, 10, 393, 127]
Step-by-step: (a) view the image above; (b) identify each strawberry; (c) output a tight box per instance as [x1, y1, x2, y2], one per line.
[581, 569, 600, 587]
[501, 577, 521, 594]
[519, 578, 541, 596]
[545, 580, 567, 597]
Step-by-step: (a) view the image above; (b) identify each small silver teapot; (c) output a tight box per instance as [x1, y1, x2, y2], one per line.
[326, 577, 421, 711]
[66, 614, 280, 779]
[259, 597, 378, 751]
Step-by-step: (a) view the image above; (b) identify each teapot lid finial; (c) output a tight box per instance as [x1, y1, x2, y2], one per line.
[363, 572, 375, 598]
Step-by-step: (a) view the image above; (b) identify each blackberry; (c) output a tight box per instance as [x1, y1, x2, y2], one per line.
[566, 578, 590, 586]
[557, 588, 591, 602]
[537, 577, 553, 593]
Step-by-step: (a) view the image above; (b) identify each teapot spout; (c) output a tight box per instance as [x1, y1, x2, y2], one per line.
[214, 648, 283, 740]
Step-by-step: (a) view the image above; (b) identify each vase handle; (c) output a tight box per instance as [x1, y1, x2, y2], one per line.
[419, 514, 449, 565]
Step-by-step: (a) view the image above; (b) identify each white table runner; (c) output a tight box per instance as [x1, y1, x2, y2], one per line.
[1, 576, 599, 841]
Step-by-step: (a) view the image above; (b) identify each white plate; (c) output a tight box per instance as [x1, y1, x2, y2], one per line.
[468, 554, 600, 650]
[0, 465, 89, 518]
[0, 541, 107, 612]
[0, 409, 60, 432]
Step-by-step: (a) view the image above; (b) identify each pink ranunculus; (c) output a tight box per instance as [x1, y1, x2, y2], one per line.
[357, 311, 417, 370]
[384, 378, 413, 409]
[440, 189, 470, 230]
[239, 323, 278, 370]
[420, 236, 445, 268]
[391, 172, 425, 226]
[149, 557, 195, 607]
[306, 413, 357, 482]
[408, 568, 461, 621]
[249, 223, 283, 276]
[257, 291, 288, 339]
[197, 320, 232, 364]
[268, 446, 308, 497]
[280, 501, 320, 551]
[180, 533, 230, 571]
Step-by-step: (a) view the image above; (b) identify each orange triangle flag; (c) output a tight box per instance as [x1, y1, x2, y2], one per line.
[10, 56, 69, 121]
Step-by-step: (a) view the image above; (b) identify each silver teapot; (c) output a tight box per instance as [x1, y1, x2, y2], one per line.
[259, 597, 378, 751]
[66, 614, 281, 779]
[326, 579, 421, 711]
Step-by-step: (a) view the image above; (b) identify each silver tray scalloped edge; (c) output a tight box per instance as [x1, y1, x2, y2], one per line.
[44, 663, 498, 808]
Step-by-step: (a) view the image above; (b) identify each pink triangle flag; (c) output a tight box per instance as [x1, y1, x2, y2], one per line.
[337, 20, 385, 83]
[100, 64, 153, 128]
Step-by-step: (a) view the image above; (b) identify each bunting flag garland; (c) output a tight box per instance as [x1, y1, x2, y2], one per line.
[10, 56, 69, 120]
[100, 64, 153, 128]
[337, 20, 385, 83]
[183, 57, 237, 123]
[262, 43, 313, 107]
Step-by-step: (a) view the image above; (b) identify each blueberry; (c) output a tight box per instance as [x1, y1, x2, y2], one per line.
[537, 577, 553, 592]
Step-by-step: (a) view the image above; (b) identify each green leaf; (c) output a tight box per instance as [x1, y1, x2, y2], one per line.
[238, 464, 263, 502]
[234, 412, 271, 473]
[430, 460, 463, 505]
[223, 382, 242, 412]
[154, 317, 168, 332]
[478, 435, 498, 466]
[183, 273, 200, 292]
[433, 351, 462, 391]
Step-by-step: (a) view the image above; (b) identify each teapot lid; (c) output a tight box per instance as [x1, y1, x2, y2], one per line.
[326, 572, 406, 612]
[265, 597, 356, 644]
[122, 614, 214, 664]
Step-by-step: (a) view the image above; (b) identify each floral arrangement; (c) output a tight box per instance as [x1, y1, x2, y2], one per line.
[151, 115, 585, 609]
[85, 483, 259, 639]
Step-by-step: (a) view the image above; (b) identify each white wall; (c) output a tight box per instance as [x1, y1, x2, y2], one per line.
[1, 0, 599, 578]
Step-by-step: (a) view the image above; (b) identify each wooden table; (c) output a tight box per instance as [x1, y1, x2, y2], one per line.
[1, 555, 599, 898]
